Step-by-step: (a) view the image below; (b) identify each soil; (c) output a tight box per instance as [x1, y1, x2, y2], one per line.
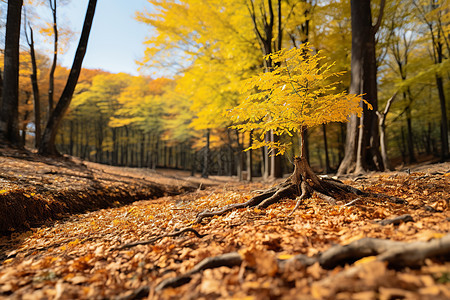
[0, 145, 229, 235]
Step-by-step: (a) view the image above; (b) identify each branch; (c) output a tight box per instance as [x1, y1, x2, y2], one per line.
[372, 0, 386, 34]
[246, 0, 265, 46]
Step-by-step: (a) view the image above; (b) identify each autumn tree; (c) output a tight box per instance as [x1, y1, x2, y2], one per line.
[195, 45, 374, 222]
[0, 0, 23, 146]
[23, 9, 43, 148]
[39, 0, 97, 155]
[337, 0, 386, 175]
[413, 0, 449, 160]
[47, 0, 59, 114]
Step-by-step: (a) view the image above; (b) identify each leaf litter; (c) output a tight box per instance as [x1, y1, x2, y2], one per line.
[0, 164, 449, 299]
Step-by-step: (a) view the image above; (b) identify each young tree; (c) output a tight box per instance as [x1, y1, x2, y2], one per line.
[39, 0, 97, 155]
[195, 45, 374, 222]
[0, 0, 23, 146]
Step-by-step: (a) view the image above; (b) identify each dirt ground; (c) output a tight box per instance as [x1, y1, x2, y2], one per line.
[0, 145, 228, 235]
[0, 146, 449, 299]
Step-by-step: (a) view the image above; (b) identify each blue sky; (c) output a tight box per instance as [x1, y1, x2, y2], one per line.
[59, 0, 153, 76]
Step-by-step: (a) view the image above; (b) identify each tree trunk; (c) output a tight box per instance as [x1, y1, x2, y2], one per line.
[48, 0, 58, 115]
[39, 0, 97, 155]
[0, 0, 23, 146]
[69, 120, 74, 155]
[436, 75, 448, 160]
[236, 131, 244, 181]
[376, 93, 397, 171]
[248, 0, 283, 179]
[404, 91, 416, 163]
[202, 129, 210, 178]
[21, 92, 32, 146]
[337, 0, 384, 175]
[247, 131, 253, 181]
[25, 24, 42, 149]
[270, 132, 283, 178]
[263, 135, 269, 180]
[322, 124, 331, 173]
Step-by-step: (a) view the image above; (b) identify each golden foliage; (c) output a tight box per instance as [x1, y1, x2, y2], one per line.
[227, 44, 368, 154]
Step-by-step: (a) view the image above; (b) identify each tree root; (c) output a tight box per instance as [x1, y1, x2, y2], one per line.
[112, 227, 207, 250]
[155, 252, 243, 291]
[145, 234, 450, 293]
[195, 157, 405, 224]
[376, 214, 413, 226]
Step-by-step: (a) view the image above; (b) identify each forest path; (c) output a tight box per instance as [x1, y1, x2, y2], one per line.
[0, 155, 449, 299]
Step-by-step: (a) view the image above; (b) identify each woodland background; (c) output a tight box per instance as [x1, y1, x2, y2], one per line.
[0, 1, 449, 299]
[0, 0, 448, 178]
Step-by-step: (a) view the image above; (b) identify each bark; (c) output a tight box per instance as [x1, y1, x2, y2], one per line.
[48, 0, 58, 115]
[247, 0, 283, 178]
[270, 132, 283, 178]
[27, 25, 42, 148]
[322, 124, 331, 173]
[202, 129, 210, 178]
[436, 75, 448, 160]
[39, 0, 97, 155]
[376, 92, 397, 171]
[338, 0, 385, 175]
[247, 131, 253, 181]
[21, 92, 32, 145]
[405, 91, 416, 163]
[0, 0, 23, 146]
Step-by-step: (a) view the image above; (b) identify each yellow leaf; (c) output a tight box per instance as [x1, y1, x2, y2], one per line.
[3, 258, 14, 264]
[278, 254, 294, 260]
[354, 256, 377, 265]
[0, 190, 7, 194]
[68, 239, 80, 247]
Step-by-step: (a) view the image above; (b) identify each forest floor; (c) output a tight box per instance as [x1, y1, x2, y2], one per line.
[0, 146, 449, 299]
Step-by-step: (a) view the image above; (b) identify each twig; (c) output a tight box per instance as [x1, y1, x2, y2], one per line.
[113, 227, 207, 250]
[343, 197, 361, 207]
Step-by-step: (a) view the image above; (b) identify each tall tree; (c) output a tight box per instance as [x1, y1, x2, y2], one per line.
[47, 0, 58, 115]
[247, 0, 283, 179]
[337, 0, 386, 175]
[413, 0, 449, 160]
[24, 12, 42, 148]
[39, 0, 97, 155]
[0, 0, 23, 146]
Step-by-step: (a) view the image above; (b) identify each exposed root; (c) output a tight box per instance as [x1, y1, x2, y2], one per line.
[289, 181, 311, 216]
[319, 233, 450, 269]
[148, 234, 450, 292]
[376, 214, 414, 226]
[194, 156, 406, 224]
[112, 227, 206, 250]
[155, 252, 243, 291]
[257, 184, 297, 208]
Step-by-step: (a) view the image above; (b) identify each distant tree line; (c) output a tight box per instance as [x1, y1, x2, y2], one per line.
[0, 0, 448, 179]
